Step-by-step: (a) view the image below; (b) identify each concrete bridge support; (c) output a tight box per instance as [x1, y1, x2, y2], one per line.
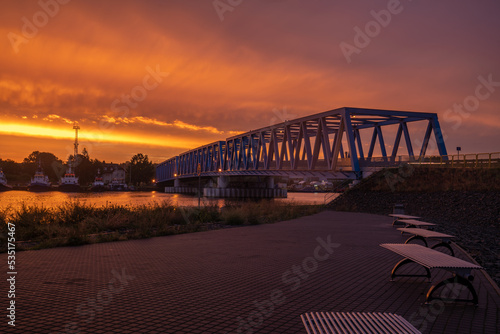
[203, 187, 286, 198]
[217, 176, 230, 189]
[164, 175, 286, 198]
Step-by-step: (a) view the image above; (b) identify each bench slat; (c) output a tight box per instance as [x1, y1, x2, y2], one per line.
[388, 214, 420, 219]
[397, 228, 455, 239]
[380, 244, 482, 269]
[398, 219, 436, 227]
[301, 312, 422, 334]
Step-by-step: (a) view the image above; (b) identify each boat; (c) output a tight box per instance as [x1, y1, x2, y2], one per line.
[109, 178, 128, 191]
[0, 168, 12, 191]
[58, 162, 82, 192]
[90, 170, 107, 192]
[28, 163, 52, 192]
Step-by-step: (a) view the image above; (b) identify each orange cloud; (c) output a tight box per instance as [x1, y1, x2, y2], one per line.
[0, 0, 499, 163]
[0, 122, 203, 150]
[99, 116, 226, 135]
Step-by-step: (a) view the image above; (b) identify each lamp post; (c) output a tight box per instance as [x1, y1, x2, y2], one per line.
[456, 146, 462, 167]
[197, 163, 201, 210]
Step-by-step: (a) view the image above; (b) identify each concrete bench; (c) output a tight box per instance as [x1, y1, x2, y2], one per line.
[397, 228, 456, 256]
[381, 243, 482, 305]
[398, 219, 436, 229]
[300, 311, 422, 334]
[388, 214, 420, 226]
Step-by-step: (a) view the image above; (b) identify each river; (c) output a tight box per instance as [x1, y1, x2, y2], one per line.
[0, 190, 337, 210]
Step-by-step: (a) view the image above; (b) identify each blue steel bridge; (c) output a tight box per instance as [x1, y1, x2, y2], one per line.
[156, 107, 447, 196]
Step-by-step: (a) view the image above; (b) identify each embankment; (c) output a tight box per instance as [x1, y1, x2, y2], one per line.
[328, 167, 500, 285]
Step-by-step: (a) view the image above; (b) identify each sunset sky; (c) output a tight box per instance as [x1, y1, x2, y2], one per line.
[1, 0, 499, 164]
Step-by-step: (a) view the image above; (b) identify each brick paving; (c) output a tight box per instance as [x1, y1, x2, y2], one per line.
[1, 210, 499, 334]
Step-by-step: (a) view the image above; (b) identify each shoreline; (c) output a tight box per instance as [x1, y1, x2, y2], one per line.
[0, 200, 322, 252]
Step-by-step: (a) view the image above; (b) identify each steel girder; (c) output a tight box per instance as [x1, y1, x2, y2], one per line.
[156, 107, 448, 182]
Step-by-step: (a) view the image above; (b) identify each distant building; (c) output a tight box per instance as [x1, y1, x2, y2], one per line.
[102, 163, 126, 185]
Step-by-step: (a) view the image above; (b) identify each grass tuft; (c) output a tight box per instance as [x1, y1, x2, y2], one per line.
[0, 199, 322, 252]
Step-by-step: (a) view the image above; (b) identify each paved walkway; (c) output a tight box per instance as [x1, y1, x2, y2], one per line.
[1, 211, 499, 333]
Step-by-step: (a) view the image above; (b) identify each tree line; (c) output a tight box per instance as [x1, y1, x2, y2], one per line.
[0, 151, 156, 186]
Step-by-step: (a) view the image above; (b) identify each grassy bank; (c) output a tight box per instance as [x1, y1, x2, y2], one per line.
[354, 166, 500, 193]
[0, 200, 321, 252]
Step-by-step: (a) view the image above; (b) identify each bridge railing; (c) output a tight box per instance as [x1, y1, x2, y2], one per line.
[358, 155, 417, 167]
[413, 152, 500, 168]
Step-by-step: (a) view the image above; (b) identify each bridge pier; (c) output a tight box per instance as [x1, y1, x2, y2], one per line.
[205, 175, 284, 198]
[164, 176, 286, 199]
[217, 176, 230, 189]
[267, 177, 274, 189]
[203, 187, 286, 198]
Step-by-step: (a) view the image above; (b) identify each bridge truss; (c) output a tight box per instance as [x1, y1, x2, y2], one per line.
[156, 107, 447, 183]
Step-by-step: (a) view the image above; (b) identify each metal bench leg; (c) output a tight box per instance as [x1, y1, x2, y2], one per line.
[426, 274, 478, 305]
[391, 258, 431, 282]
[393, 219, 404, 226]
[431, 242, 454, 256]
[404, 235, 428, 247]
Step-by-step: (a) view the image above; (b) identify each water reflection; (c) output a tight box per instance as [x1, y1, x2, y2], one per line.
[0, 191, 335, 210]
